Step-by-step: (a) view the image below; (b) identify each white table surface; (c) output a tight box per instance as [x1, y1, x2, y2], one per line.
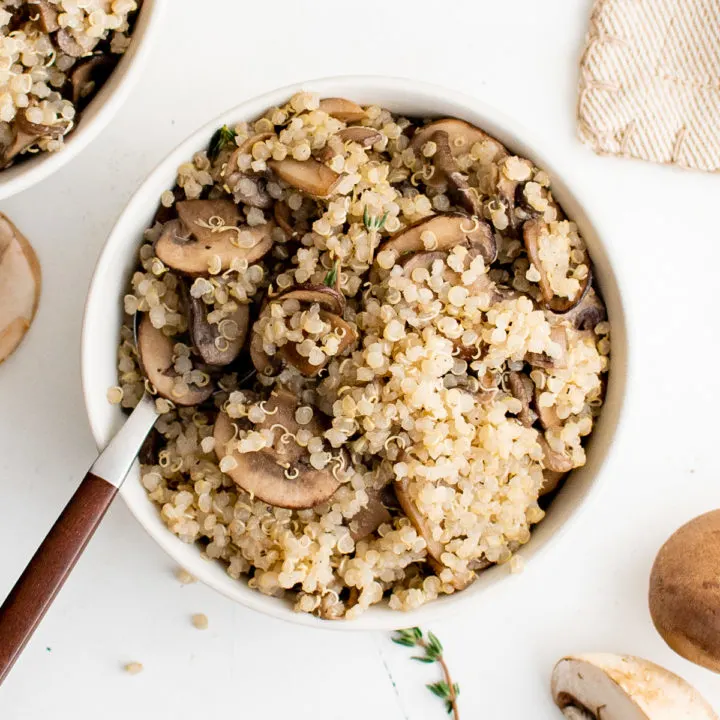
[1, 1, 719, 717]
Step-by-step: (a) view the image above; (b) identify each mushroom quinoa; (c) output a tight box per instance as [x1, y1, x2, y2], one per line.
[112, 93, 611, 619]
[0, 0, 140, 168]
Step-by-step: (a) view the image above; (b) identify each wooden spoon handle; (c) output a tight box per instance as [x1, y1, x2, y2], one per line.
[0, 472, 117, 684]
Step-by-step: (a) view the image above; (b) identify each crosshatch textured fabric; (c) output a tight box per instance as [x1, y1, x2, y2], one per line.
[578, 0, 720, 172]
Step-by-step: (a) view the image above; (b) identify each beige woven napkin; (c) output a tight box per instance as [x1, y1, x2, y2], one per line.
[578, 0, 720, 172]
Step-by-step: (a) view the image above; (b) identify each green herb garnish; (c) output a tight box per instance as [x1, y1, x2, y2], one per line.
[209, 125, 237, 159]
[364, 207, 390, 266]
[392, 628, 460, 718]
[324, 258, 340, 287]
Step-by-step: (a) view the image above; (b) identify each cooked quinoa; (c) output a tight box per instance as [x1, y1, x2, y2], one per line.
[114, 93, 610, 619]
[0, 0, 139, 168]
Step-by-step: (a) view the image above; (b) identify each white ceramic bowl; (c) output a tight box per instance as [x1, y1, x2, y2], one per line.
[82, 76, 629, 630]
[0, 0, 164, 200]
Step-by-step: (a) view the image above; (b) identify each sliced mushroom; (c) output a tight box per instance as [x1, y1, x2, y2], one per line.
[29, 0, 59, 32]
[539, 470, 566, 497]
[348, 487, 392, 541]
[0, 214, 41, 364]
[56, 27, 93, 58]
[649, 510, 720, 673]
[276, 284, 346, 315]
[495, 156, 534, 234]
[551, 653, 718, 719]
[526, 325, 568, 369]
[136, 314, 213, 406]
[534, 385, 561, 431]
[213, 389, 342, 508]
[538, 435, 573, 474]
[273, 201, 295, 237]
[188, 296, 249, 366]
[319, 126, 382, 162]
[523, 218, 591, 313]
[508, 371, 536, 427]
[224, 132, 274, 179]
[318, 97, 366, 122]
[429, 130, 479, 215]
[377, 213, 496, 266]
[1, 117, 69, 167]
[249, 317, 281, 377]
[268, 158, 341, 198]
[69, 55, 114, 106]
[411, 118, 508, 164]
[394, 475, 444, 562]
[556, 287, 607, 331]
[280, 310, 357, 377]
[156, 201, 273, 274]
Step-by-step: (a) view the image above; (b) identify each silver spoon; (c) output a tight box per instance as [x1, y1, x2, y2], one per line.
[0, 316, 158, 685]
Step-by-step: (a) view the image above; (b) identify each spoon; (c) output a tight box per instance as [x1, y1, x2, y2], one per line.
[0, 318, 158, 684]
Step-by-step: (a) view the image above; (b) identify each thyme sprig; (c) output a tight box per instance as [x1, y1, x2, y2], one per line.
[209, 124, 237, 159]
[364, 206, 389, 266]
[392, 628, 460, 718]
[324, 257, 340, 288]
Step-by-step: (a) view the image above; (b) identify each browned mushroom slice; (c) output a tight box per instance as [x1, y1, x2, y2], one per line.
[224, 133, 274, 180]
[273, 201, 295, 237]
[377, 213, 496, 266]
[280, 310, 357, 377]
[539, 469, 566, 497]
[137, 314, 213, 406]
[268, 158, 341, 198]
[523, 218, 591, 313]
[1, 117, 69, 166]
[411, 118, 508, 164]
[534, 385, 561, 430]
[213, 390, 342, 509]
[277, 284, 345, 315]
[56, 27, 93, 57]
[249, 319, 281, 377]
[319, 126, 383, 162]
[538, 435, 573, 474]
[176, 199, 240, 244]
[394, 476, 444, 562]
[0, 213, 41, 364]
[29, 0, 59, 32]
[156, 205, 273, 274]
[318, 97, 366, 122]
[69, 55, 114, 106]
[348, 487, 392, 541]
[557, 287, 607, 331]
[189, 297, 249, 366]
[429, 130, 479, 215]
[508, 372, 536, 427]
[526, 325, 568, 369]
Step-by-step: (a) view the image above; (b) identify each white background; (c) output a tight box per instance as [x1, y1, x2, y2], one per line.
[1, 1, 719, 717]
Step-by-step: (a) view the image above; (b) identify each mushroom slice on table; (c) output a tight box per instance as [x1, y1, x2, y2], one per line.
[155, 200, 274, 274]
[649, 510, 720, 673]
[268, 158, 341, 198]
[213, 388, 343, 509]
[136, 315, 213, 406]
[551, 653, 718, 719]
[411, 118, 508, 165]
[318, 97, 366, 122]
[523, 218, 591, 314]
[0, 213, 41, 364]
[377, 213, 496, 266]
[188, 296, 249, 366]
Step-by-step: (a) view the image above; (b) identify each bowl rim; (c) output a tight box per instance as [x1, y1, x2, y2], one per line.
[81, 74, 632, 631]
[0, 0, 166, 201]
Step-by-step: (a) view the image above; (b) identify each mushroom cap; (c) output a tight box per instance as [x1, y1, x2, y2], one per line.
[649, 510, 720, 673]
[136, 314, 213, 406]
[377, 213, 497, 266]
[188, 295, 249, 366]
[0, 213, 41, 364]
[155, 201, 274, 274]
[411, 118, 508, 165]
[268, 158, 341, 198]
[523, 218, 591, 313]
[551, 653, 718, 720]
[213, 389, 342, 509]
[318, 97, 366, 122]
[276, 284, 346, 315]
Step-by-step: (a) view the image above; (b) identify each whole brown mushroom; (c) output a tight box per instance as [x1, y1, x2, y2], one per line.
[649, 510, 720, 673]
